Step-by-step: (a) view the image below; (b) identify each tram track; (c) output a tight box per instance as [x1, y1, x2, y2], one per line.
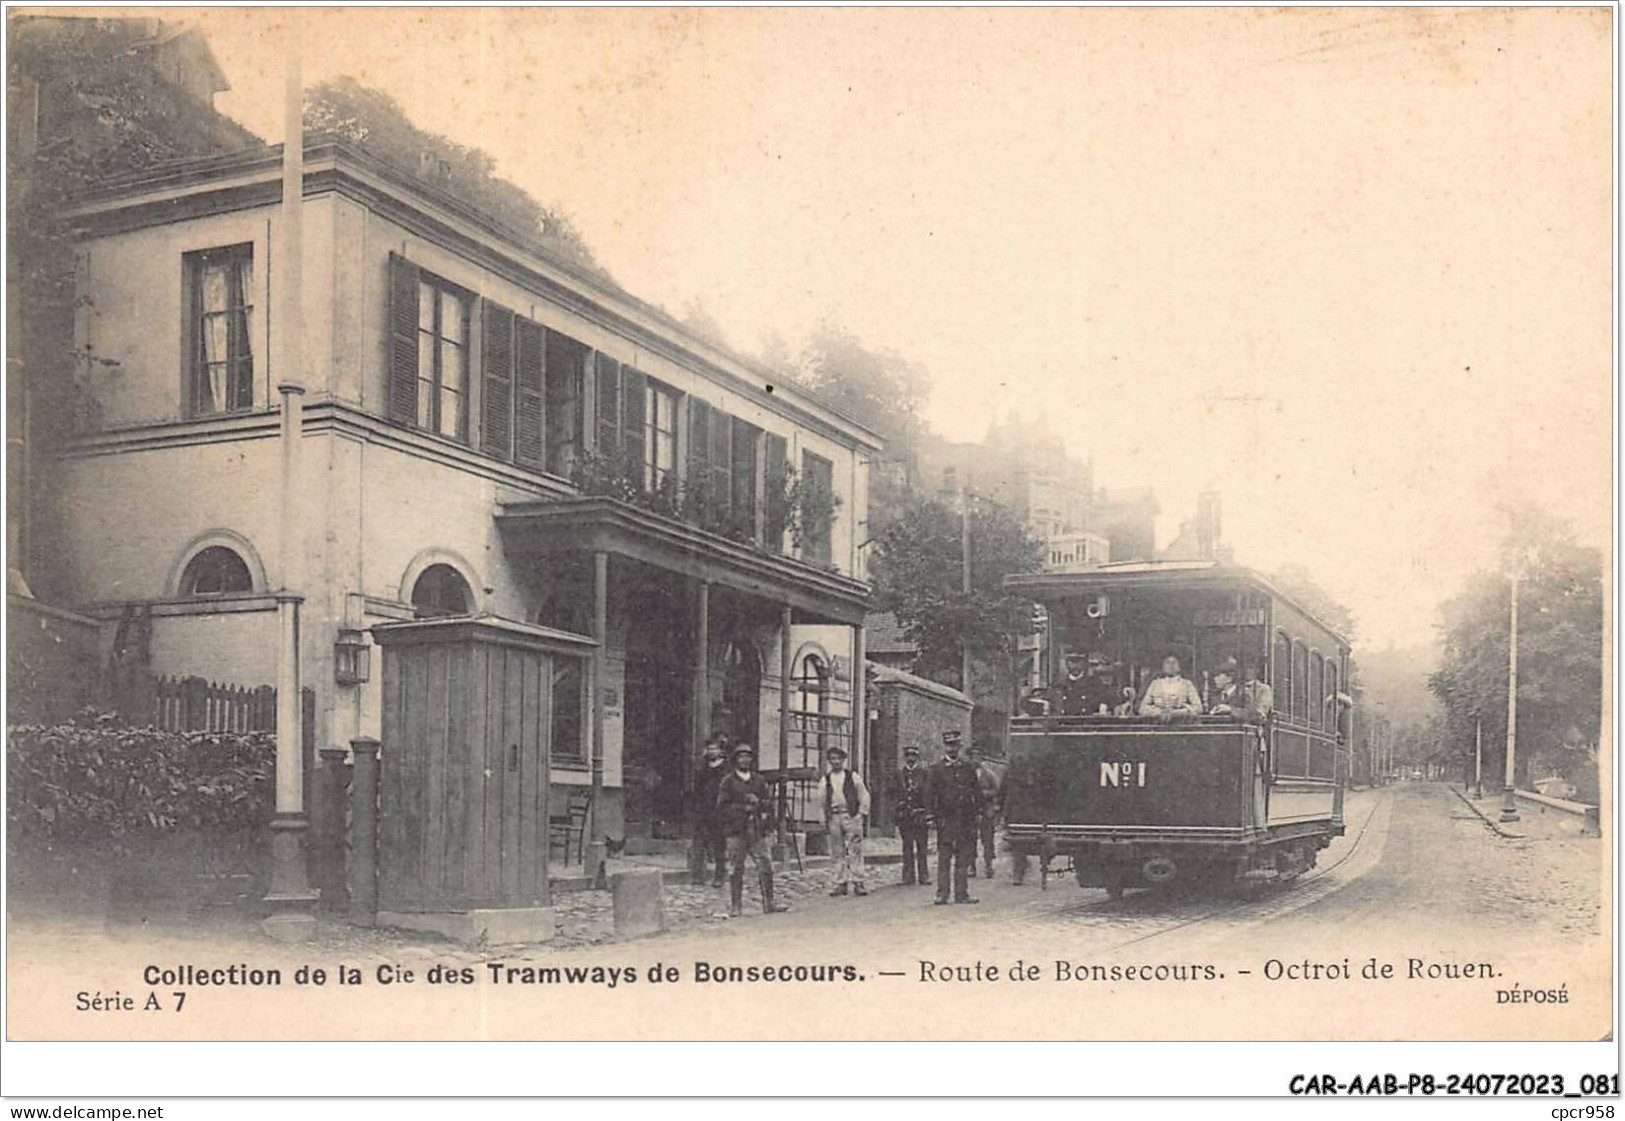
[973, 789, 1392, 952]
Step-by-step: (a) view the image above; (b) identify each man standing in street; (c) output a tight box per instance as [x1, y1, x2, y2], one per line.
[692, 733, 730, 886]
[716, 743, 790, 917]
[889, 744, 932, 886]
[928, 729, 983, 905]
[820, 744, 871, 897]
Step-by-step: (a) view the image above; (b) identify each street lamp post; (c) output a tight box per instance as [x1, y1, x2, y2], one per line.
[1499, 567, 1521, 824]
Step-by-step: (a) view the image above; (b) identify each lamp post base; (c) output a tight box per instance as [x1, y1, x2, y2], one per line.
[1498, 789, 1521, 824]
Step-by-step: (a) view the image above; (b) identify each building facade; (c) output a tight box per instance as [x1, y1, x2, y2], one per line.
[46, 140, 879, 842]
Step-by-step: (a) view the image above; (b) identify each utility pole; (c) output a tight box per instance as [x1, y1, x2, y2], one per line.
[263, 16, 317, 942]
[1500, 567, 1521, 824]
[961, 478, 972, 696]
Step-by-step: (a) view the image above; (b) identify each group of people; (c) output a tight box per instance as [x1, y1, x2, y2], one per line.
[689, 728, 1001, 914]
[1037, 652, 1274, 723]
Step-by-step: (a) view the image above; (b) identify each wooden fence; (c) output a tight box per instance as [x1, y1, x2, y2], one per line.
[148, 675, 313, 739]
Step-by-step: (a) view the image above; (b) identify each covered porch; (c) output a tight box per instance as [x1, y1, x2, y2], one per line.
[496, 497, 870, 849]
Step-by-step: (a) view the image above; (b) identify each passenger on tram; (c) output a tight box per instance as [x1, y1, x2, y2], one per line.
[1050, 651, 1094, 716]
[1211, 658, 1273, 722]
[1137, 654, 1204, 719]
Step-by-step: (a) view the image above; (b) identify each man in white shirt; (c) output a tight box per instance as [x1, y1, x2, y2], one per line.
[821, 745, 872, 897]
[1138, 654, 1204, 719]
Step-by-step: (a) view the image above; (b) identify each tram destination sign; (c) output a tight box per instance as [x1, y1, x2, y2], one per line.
[1193, 608, 1268, 628]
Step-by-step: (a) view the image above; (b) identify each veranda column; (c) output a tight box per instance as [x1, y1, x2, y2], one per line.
[263, 24, 317, 942]
[586, 550, 610, 887]
[852, 622, 867, 775]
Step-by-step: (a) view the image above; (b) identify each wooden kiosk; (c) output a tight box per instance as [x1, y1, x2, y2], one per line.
[371, 614, 595, 943]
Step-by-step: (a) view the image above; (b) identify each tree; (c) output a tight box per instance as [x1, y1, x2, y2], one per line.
[303, 77, 601, 275]
[1268, 563, 1356, 639]
[8, 18, 263, 595]
[796, 320, 929, 498]
[1428, 502, 1603, 793]
[870, 490, 1044, 687]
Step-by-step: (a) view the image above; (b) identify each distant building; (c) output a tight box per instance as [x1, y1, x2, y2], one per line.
[916, 415, 1158, 571]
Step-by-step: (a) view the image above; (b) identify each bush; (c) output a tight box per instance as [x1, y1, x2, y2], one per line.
[7, 712, 275, 844]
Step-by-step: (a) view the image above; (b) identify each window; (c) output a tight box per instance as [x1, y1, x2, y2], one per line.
[1325, 662, 1340, 732]
[1309, 653, 1324, 728]
[417, 276, 469, 439]
[544, 330, 585, 475]
[1273, 631, 1292, 705]
[644, 380, 678, 491]
[1291, 641, 1308, 721]
[180, 546, 253, 596]
[550, 659, 585, 763]
[593, 356, 648, 481]
[386, 255, 469, 442]
[730, 417, 760, 538]
[411, 564, 472, 618]
[187, 245, 254, 416]
[801, 450, 835, 564]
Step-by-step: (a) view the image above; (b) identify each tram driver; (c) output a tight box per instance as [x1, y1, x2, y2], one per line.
[1137, 654, 1204, 719]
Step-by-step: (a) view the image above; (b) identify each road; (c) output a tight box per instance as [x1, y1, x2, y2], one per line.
[7, 782, 1609, 1041]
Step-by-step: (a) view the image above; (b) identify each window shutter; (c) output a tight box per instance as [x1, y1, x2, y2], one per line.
[708, 403, 733, 522]
[688, 397, 712, 511]
[763, 431, 789, 550]
[620, 366, 647, 484]
[387, 253, 420, 425]
[481, 300, 515, 458]
[595, 354, 621, 459]
[514, 319, 546, 468]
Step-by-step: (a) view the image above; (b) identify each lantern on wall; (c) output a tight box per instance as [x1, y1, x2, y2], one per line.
[334, 628, 371, 686]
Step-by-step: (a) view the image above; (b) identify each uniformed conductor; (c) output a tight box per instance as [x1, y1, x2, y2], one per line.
[928, 729, 983, 904]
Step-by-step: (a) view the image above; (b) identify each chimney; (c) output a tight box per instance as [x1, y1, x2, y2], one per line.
[1196, 491, 1222, 560]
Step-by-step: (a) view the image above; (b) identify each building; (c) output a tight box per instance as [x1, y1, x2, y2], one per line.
[38, 134, 880, 844]
[916, 416, 1158, 571]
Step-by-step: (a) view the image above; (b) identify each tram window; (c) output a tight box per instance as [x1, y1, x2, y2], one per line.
[1309, 653, 1324, 728]
[1273, 631, 1292, 704]
[1291, 641, 1308, 721]
[1325, 662, 1339, 730]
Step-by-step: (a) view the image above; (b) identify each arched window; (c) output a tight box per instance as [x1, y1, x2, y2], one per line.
[1273, 631, 1292, 704]
[411, 564, 472, 618]
[1309, 653, 1324, 728]
[1325, 662, 1340, 732]
[1291, 641, 1308, 722]
[180, 546, 253, 596]
[796, 653, 830, 715]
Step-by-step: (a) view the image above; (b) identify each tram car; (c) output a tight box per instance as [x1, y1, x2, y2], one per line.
[1003, 561, 1352, 898]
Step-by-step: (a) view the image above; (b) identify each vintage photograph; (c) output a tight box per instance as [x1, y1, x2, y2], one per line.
[3, 5, 1615, 1055]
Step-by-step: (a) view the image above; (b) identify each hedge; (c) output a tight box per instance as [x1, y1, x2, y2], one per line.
[7, 711, 275, 843]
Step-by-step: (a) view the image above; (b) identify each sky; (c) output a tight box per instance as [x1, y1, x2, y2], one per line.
[183, 6, 1612, 650]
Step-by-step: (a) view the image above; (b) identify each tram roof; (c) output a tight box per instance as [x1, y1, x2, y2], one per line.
[1005, 560, 1352, 651]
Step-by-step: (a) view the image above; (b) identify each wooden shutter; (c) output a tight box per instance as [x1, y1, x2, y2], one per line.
[387, 253, 420, 425]
[481, 300, 515, 458]
[708, 403, 733, 522]
[763, 431, 788, 551]
[687, 398, 712, 514]
[620, 367, 647, 484]
[730, 419, 758, 537]
[595, 354, 621, 459]
[514, 319, 546, 468]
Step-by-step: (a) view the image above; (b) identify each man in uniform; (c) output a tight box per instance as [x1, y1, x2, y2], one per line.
[928, 730, 983, 905]
[715, 743, 791, 917]
[1050, 651, 1095, 715]
[889, 744, 933, 885]
[692, 733, 730, 886]
[820, 744, 871, 897]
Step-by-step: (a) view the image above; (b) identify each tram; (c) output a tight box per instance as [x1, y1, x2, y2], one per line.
[1002, 560, 1352, 898]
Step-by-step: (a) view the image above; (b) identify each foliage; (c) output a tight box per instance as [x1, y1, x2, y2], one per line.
[8, 18, 264, 447]
[568, 449, 839, 557]
[1427, 502, 1604, 789]
[870, 490, 1045, 684]
[304, 76, 601, 275]
[7, 712, 276, 845]
[1268, 563, 1357, 639]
